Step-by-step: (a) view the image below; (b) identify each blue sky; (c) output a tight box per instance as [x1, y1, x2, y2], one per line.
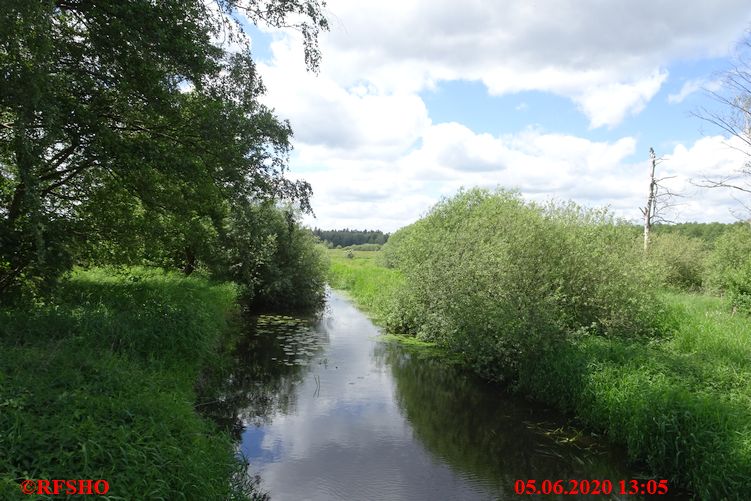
[235, 1, 751, 231]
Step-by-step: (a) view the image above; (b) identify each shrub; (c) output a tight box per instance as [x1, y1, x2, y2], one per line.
[705, 223, 751, 313]
[213, 202, 328, 311]
[647, 233, 708, 291]
[385, 188, 665, 382]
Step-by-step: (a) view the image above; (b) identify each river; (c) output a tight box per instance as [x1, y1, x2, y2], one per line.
[204, 291, 674, 500]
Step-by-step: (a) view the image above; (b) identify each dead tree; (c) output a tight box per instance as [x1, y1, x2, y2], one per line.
[640, 147, 681, 251]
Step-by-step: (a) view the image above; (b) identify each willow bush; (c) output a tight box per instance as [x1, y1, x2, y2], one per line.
[647, 233, 708, 291]
[383, 188, 667, 382]
[705, 223, 751, 313]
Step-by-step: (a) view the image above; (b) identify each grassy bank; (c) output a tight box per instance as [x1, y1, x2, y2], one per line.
[328, 250, 403, 322]
[0, 267, 263, 500]
[329, 251, 751, 499]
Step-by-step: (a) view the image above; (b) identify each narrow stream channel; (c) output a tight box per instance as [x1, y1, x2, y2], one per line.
[209, 291, 671, 500]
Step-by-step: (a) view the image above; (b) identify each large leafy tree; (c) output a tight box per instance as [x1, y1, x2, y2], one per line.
[0, 0, 327, 296]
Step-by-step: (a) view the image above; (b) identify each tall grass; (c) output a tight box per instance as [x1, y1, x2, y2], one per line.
[0, 267, 264, 500]
[328, 250, 403, 323]
[517, 292, 751, 499]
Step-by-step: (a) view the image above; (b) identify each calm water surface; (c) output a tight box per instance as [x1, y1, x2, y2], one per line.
[214, 291, 665, 500]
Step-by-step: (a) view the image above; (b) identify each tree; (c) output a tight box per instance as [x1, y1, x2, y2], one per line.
[693, 37, 751, 217]
[0, 0, 328, 297]
[640, 148, 680, 251]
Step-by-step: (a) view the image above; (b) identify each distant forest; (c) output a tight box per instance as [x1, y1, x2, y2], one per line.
[311, 222, 743, 249]
[652, 221, 748, 243]
[313, 228, 389, 247]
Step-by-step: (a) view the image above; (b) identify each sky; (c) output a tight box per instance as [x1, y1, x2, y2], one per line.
[238, 0, 751, 232]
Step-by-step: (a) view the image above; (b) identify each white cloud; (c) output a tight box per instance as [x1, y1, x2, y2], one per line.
[575, 71, 668, 129]
[668, 77, 724, 104]
[259, 39, 430, 160]
[399, 125, 642, 205]
[245, 1, 751, 229]
[309, 0, 751, 127]
[295, 126, 750, 231]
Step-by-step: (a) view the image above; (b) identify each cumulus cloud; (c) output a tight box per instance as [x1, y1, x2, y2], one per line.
[293, 125, 750, 231]
[259, 39, 430, 160]
[311, 0, 751, 127]
[400, 125, 642, 206]
[246, 1, 751, 229]
[575, 71, 669, 129]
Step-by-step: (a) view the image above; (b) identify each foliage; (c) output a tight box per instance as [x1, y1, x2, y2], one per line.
[0, 0, 326, 299]
[330, 254, 751, 499]
[381, 188, 665, 381]
[647, 233, 709, 290]
[0, 268, 268, 500]
[312, 228, 389, 247]
[214, 202, 329, 310]
[652, 221, 747, 245]
[704, 223, 751, 313]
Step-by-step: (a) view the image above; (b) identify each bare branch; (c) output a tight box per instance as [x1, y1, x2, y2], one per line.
[654, 175, 678, 183]
[688, 40, 751, 219]
[694, 178, 751, 194]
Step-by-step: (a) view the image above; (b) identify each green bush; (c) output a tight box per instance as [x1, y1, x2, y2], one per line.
[647, 233, 708, 290]
[705, 223, 751, 313]
[384, 188, 665, 382]
[214, 202, 329, 311]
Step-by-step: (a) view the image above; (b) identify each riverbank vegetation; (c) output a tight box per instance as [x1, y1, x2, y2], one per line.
[328, 188, 751, 499]
[0, 268, 270, 500]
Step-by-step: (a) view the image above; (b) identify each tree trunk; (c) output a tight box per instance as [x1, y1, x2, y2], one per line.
[182, 247, 196, 275]
[643, 148, 657, 252]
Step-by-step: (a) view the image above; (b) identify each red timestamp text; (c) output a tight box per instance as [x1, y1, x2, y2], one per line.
[514, 479, 669, 496]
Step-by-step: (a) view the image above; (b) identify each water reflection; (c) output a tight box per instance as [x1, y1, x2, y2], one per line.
[201, 292, 672, 500]
[197, 313, 327, 440]
[375, 342, 633, 496]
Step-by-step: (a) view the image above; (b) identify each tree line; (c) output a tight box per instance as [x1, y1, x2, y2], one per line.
[312, 228, 389, 247]
[651, 221, 748, 244]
